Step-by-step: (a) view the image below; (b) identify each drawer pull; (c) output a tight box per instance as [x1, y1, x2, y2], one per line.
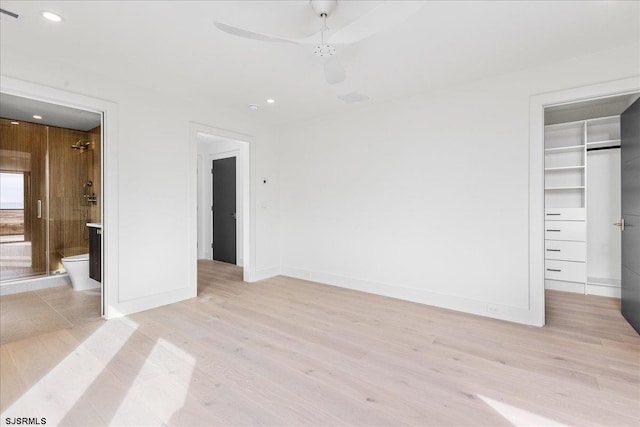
[546, 249, 561, 252]
[546, 268, 562, 272]
[546, 213, 561, 216]
[546, 229, 561, 232]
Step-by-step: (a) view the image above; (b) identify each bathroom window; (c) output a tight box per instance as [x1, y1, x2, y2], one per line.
[0, 171, 25, 242]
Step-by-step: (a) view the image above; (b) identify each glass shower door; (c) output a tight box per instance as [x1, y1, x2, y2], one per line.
[0, 118, 48, 281]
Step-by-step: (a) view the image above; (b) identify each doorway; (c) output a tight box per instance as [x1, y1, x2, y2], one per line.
[195, 127, 250, 280]
[1, 95, 103, 280]
[542, 94, 638, 298]
[1, 76, 118, 319]
[529, 78, 640, 326]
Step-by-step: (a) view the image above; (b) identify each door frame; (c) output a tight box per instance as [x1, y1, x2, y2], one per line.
[529, 76, 640, 326]
[1, 75, 119, 319]
[191, 123, 252, 282]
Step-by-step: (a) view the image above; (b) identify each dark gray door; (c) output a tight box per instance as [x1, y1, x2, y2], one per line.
[621, 97, 640, 334]
[212, 157, 236, 264]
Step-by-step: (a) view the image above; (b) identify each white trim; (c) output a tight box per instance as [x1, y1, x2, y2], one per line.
[252, 267, 281, 282]
[0, 75, 119, 319]
[281, 267, 535, 325]
[586, 284, 621, 298]
[189, 123, 254, 282]
[529, 76, 640, 326]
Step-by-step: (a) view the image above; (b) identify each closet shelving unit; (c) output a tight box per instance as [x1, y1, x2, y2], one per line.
[544, 115, 621, 297]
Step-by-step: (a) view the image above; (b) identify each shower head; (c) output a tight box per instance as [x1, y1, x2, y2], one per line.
[71, 140, 92, 150]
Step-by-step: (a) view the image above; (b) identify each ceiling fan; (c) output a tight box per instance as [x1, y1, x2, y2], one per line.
[214, 0, 423, 85]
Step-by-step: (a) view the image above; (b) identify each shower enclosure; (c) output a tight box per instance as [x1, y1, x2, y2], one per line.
[0, 108, 101, 283]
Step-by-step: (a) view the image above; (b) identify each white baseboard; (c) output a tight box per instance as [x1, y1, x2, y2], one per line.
[280, 267, 538, 326]
[0, 274, 71, 296]
[586, 284, 621, 298]
[249, 267, 279, 282]
[545, 279, 584, 294]
[106, 286, 196, 319]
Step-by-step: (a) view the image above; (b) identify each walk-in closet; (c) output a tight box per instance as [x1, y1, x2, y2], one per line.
[544, 93, 639, 299]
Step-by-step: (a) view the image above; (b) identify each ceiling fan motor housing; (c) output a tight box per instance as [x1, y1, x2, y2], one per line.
[310, 0, 337, 17]
[314, 44, 336, 57]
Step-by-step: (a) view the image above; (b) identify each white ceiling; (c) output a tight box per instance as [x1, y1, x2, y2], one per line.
[1, 1, 638, 126]
[0, 93, 101, 131]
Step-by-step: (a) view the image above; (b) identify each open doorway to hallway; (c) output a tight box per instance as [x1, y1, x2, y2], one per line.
[196, 131, 249, 275]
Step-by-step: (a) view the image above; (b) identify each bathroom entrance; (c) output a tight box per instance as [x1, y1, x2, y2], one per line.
[0, 94, 102, 291]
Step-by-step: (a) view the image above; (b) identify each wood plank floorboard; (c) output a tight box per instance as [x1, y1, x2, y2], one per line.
[1, 259, 639, 426]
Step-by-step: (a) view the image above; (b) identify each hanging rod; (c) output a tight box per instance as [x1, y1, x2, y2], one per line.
[586, 145, 621, 152]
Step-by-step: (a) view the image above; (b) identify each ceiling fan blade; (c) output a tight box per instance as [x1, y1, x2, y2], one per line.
[214, 22, 322, 45]
[324, 57, 346, 84]
[214, 22, 298, 44]
[328, 2, 425, 45]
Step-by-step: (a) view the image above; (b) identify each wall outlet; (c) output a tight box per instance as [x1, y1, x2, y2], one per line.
[487, 304, 503, 315]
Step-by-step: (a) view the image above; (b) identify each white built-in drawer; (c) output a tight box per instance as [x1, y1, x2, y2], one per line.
[545, 259, 586, 282]
[544, 240, 586, 262]
[544, 220, 586, 241]
[544, 208, 586, 221]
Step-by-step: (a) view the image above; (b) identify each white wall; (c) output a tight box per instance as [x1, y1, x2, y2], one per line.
[278, 43, 640, 325]
[1, 47, 280, 317]
[3, 31, 636, 325]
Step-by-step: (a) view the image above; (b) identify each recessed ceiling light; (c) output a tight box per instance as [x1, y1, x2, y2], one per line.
[248, 104, 259, 111]
[10, 121, 19, 125]
[33, 115, 42, 120]
[266, 98, 276, 104]
[42, 11, 62, 22]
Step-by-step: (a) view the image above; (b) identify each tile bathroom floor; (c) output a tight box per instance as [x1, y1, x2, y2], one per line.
[0, 286, 102, 345]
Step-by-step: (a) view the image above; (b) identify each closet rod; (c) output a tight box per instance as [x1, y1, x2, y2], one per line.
[586, 145, 620, 152]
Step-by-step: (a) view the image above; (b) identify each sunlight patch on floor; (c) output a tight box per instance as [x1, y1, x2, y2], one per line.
[112, 337, 196, 424]
[478, 394, 570, 427]
[0, 318, 138, 425]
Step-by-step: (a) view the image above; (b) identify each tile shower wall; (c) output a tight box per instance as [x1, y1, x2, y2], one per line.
[48, 125, 91, 271]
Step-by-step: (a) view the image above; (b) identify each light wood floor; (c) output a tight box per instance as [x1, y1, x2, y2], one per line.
[1, 260, 638, 426]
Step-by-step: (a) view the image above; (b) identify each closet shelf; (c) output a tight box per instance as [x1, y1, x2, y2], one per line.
[586, 139, 621, 149]
[544, 145, 584, 153]
[587, 139, 620, 145]
[544, 120, 586, 128]
[586, 115, 620, 124]
[544, 186, 585, 191]
[544, 166, 585, 171]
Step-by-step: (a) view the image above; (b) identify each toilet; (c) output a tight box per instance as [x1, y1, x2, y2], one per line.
[61, 254, 99, 291]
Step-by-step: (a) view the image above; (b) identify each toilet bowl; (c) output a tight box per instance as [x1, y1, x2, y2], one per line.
[61, 254, 99, 291]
